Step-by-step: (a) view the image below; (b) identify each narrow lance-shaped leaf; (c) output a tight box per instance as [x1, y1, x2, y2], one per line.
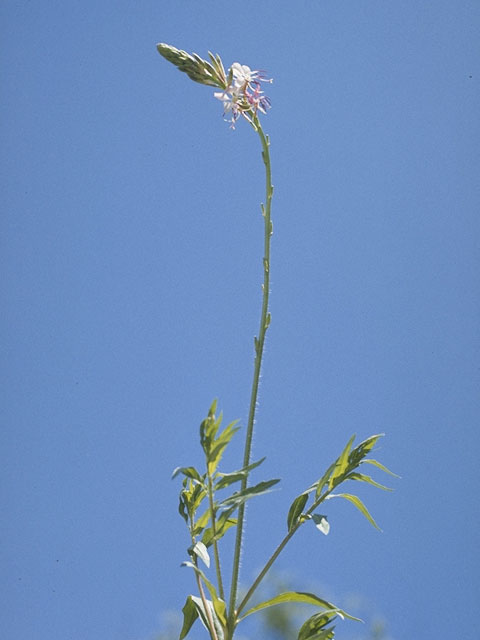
[326, 493, 382, 531]
[215, 457, 266, 490]
[202, 505, 237, 546]
[193, 509, 211, 536]
[347, 472, 393, 491]
[172, 466, 204, 482]
[348, 434, 384, 467]
[238, 591, 361, 622]
[287, 492, 309, 532]
[178, 493, 188, 523]
[329, 434, 356, 489]
[219, 479, 280, 509]
[200, 414, 219, 459]
[361, 458, 400, 478]
[202, 517, 237, 548]
[315, 461, 336, 499]
[208, 421, 240, 475]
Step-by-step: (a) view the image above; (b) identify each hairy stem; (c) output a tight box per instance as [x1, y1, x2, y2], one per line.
[228, 114, 273, 631]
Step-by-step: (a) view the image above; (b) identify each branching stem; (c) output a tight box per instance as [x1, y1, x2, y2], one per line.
[235, 487, 335, 619]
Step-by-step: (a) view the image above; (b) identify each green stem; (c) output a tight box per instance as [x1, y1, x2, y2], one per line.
[195, 570, 219, 640]
[228, 114, 273, 632]
[207, 474, 225, 600]
[235, 487, 335, 619]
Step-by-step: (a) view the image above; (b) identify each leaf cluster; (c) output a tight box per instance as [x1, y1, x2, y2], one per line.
[174, 401, 279, 552]
[287, 433, 398, 535]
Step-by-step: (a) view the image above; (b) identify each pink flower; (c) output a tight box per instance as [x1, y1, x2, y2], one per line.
[214, 62, 272, 127]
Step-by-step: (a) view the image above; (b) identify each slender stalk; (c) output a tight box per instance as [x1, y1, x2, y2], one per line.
[207, 474, 225, 600]
[228, 114, 273, 631]
[236, 527, 297, 619]
[195, 570, 220, 640]
[236, 487, 335, 619]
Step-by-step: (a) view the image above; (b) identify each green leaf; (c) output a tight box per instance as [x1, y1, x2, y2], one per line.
[315, 462, 336, 498]
[199, 402, 223, 460]
[178, 493, 188, 523]
[361, 458, 400, 478]
[202, 517, 237, 547]
[311, 514, 330, 535]
[239, 591, 361, 622]
[329, 434, 356, 489]
[202, 506, 237, 547]
[180, 480, 207, 519]
[347, 472, 393, 491]
[207, 421, 240, 475]
[172, 466, 204, 482]
[192, 541, 210, 568]
[190, 596, 225, 640]
[298, 612, 337, 640]
[219, 479, 280, 509]
[215, 472, 245, 490]
[215, 457, 266, 490]
[287, 492, 309, 531]
[208, 398, 218, 418]
[179, 596, 198, 640]
[326, 493, 382, 531]
[348, 434, 384, 467]
[193, 509, 211, 536]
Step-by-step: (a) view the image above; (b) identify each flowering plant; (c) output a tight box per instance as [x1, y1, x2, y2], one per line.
[157, 43, 397, 640]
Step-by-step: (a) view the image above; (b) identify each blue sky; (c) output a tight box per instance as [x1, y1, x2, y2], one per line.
[1, 1, 479, 639]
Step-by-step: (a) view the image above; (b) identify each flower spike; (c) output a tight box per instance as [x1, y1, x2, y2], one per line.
[157, 43, 272, 128]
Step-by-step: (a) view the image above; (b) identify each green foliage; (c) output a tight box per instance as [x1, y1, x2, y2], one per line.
[297, 612, 337, 640]
[179, 597, 198, 640]
[326, 493, 381, 531]
[238, 592, 360, 623]
[219, 479, 280, 508]
[287, 433, 396, 538]
[287, 493, 309, 532]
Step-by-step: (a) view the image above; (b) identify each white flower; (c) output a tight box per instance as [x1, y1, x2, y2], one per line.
[231, 62, 258, 89]
[214, 90, 241, 127]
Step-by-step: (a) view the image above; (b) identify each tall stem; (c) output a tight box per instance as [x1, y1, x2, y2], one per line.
[228, 114, 273, 632]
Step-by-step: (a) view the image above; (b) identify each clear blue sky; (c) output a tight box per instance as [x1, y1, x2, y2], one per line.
[1, 2, 479, 639]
